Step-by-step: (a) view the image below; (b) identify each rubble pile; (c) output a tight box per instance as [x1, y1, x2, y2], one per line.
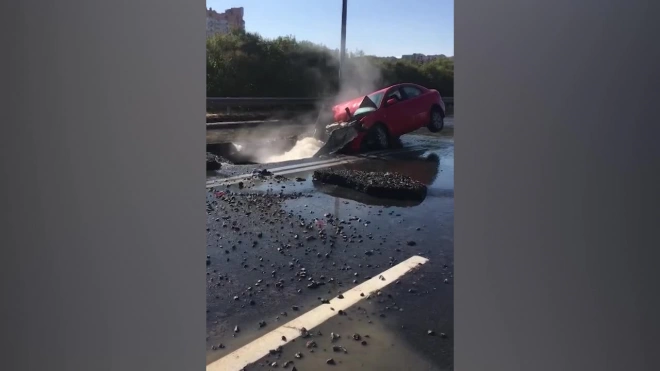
[313, 169, 427, 201]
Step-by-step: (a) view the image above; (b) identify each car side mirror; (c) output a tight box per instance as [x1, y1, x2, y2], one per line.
[386, 98, 398, 106]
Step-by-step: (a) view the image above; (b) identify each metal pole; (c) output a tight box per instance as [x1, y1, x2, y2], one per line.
[339, 0, 347, 82]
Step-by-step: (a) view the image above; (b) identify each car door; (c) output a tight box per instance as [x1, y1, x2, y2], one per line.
[400, 85, 427, 129]
[380, 86, 417, 137]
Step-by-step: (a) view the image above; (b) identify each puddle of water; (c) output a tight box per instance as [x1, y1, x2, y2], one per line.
[427, 150, 454, 194]
[245, 147, 454, 208]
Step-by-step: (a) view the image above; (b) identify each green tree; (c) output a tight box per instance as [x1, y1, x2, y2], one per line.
[206, 31, 453, 98]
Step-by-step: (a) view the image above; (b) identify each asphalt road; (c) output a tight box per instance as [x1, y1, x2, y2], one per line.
[206, 129, 454, 370]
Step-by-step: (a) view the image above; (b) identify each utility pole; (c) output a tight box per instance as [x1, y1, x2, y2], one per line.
[339, 0, 347, 83]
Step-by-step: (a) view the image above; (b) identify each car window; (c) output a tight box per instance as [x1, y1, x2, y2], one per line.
[402, 86, 423, 98]
[366, 91, 385, 107]
[386, 89, 402, 101]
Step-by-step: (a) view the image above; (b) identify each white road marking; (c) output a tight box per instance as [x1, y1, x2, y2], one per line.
[206, 155, 356, 188]
[205, 145, 428, 188]
[271, 158, 362, 176]
[262, 156, 351, 172]
[271, 146, 430, 177]
[206, 255, 429, 371]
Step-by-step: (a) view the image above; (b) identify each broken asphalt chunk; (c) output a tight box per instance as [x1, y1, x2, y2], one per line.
[313, 169, 427, 201]
[332, 345, 347, 353]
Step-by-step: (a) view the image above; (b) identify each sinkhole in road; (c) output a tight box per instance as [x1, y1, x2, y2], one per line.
[207, 136, 322, 165]
[258, 137, 323, 163]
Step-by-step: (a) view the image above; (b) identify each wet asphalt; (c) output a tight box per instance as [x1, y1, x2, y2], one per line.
[206, 129, 454, 370]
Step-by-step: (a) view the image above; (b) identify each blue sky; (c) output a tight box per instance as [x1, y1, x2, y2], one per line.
[206, 0, 453, 57]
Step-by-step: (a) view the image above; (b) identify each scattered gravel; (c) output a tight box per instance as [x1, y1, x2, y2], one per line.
[205, 160, 452, 366]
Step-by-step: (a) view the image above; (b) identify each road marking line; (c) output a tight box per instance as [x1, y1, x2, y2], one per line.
[205, 145, 426, 188]
[272, 158, 361, 176]
[206, 156, 356, 187]
[263, 156, 351, 172]
[207, 255, 429, 371]
[263, 145, 421, 173]
[270, 146, 430, 177]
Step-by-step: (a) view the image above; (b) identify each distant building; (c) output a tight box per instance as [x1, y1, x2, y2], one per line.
[401, 53, 447, 63]
[206, 7, 245, 37]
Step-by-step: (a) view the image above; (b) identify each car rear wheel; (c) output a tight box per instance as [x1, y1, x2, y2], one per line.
[428, 107, 445, 133]
[361, 124, 390, 152]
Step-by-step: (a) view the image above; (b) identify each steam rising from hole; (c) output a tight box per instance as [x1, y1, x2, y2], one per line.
[259, 137, 323, 163]
[221, 53, 384, 165]
[250, 56, 383, 164]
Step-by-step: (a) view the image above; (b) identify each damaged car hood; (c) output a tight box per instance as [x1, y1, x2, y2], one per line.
[312, 94, 379, 158]
[332, 95, 378, 122]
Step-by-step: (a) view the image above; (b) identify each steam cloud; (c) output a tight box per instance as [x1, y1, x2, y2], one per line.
[261, 137, 325, 163]
[333, 54, 383, 105]
[233, 49, 385, 164]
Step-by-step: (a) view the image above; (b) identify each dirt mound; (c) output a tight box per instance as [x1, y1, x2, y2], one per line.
[206, 152, 222, 171]
[313, 169, 427, 201]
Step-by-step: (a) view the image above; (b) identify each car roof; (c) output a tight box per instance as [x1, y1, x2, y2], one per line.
[368, 83, 421, 95]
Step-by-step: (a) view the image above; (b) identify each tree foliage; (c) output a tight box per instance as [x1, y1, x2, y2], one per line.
[207, 30, 453, 98]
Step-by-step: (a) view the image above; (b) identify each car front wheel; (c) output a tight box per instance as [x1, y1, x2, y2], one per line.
[361, 124, 390, 152]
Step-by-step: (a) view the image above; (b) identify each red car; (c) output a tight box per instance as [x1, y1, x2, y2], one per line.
[314, 83, 446, 156]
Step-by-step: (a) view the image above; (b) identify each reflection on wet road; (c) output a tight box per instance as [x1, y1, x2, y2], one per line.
[206, 134, 453, 370]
